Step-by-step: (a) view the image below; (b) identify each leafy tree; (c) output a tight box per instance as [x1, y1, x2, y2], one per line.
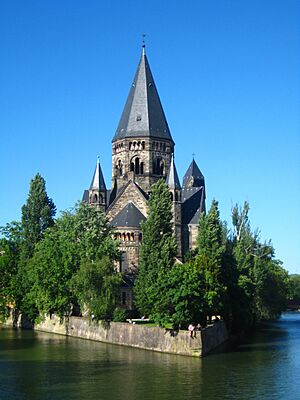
[231, 202, 288, 331]
[0, 222, 22, 320]
[21, 173, 56, 259]
[27, 202, 120, 320]
[71, 257, 122, 321]
[151, 261, 206, 328]
[288, 274, 300, 301]
[195, 199, 227, 321]
[14, 173, 56, 319]
[134, 179, 177, 317]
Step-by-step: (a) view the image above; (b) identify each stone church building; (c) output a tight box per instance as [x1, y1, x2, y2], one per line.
[82, 46, 206, 308]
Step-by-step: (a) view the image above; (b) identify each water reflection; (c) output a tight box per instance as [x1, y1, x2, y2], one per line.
[1, 312, 299, 400]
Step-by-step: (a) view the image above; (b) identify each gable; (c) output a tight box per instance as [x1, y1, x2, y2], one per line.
[106, 180, 148, 222]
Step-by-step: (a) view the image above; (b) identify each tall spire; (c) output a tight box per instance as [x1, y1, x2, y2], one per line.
[166, 153, 181, 189]
[113, 48, 174, 143]
[90, 156, 106, 190]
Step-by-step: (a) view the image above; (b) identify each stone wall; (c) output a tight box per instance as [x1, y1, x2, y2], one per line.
[5, 314, 228, 357]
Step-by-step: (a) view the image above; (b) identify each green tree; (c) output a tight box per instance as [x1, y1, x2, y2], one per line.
[71, 257, 122, 321]
[288, 274, 300, 301]
[15, 173, 56, 319]
[231, 202, 288, 331]
[27, 202, 120, 320]
[152, 261, 206, 328]
[0, 222, 22, 320]
[195, 199, 227, 321]
[134, 179, 177, 317]
[21, 173, 56, 259]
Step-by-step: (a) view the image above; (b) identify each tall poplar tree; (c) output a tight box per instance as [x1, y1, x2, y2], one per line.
[21, 173, 56, 259]
[16, 173, 56, 319]
[134, 179, 177, 316]
[195, 199, 227, 320]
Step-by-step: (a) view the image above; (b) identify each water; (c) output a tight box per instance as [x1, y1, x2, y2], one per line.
[0, 313, 299, 400]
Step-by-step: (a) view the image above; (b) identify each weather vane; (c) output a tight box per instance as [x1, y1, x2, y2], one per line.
[192, 153, 195, 159]
[142, 33, 146, 48]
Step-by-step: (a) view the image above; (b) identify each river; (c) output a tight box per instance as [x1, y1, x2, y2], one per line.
[0, 312, 299, 400]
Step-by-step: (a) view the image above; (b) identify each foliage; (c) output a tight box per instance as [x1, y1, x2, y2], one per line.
[0, 222, 22, 320]
[288, 275, 300, 300]
[112, 307, 127, 322]
[195, 199, 227, 319]
[230, 202, 289, 331]
[26, 202, 120, 320]
[71, 257, 122, 321]
[134, 179, 177, 317]
[21, 173, 56, 259]
[150, 261, 206, 329]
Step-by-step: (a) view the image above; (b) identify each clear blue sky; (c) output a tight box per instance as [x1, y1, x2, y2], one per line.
[0, 1, 299, 273]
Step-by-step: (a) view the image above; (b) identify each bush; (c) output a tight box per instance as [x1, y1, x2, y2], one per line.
[112, 307, 127, 322]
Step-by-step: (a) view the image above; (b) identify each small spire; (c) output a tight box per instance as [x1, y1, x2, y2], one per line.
[90, 156, 106, 190]
[142, 33, 146, 55]
[166, 153, 181, 190]
[192, 153, 195, 160]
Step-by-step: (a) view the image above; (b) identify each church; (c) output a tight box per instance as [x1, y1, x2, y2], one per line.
[82, 45, 206, 309]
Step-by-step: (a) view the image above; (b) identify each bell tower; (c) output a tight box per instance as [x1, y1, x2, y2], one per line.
[111, 45, 174, 194]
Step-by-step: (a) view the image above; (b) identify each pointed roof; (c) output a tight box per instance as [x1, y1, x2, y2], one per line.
[90, 157, 106, 191]
[182, 186, 206, 225]
[182, 159, 205, 188]
[110, 202, 146, 228]
[113, 47, 174, 143]
[166, 154, 181, 189]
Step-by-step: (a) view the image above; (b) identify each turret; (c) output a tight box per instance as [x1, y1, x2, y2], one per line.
[86, 156, 107, 211]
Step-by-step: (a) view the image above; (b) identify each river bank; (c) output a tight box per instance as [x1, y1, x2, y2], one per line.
[3, 313, 228, 357]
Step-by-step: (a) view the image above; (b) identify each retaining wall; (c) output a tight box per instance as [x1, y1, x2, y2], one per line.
[4, 314, 228, 357]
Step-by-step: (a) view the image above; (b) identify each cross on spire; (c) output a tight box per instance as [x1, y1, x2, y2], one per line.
[142, 34, 146, 54]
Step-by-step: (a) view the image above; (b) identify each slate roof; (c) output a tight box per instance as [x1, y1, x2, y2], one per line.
[82, 189, 89, 202]
[182, 159, 205, 190]
[113, 47, 174, 143]
[182, 186, 206, 225]
[110, 202, 146, 228]
[166, 153, 181, 189]
[90, 157, 106, 190]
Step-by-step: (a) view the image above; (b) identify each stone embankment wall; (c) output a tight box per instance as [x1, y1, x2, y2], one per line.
[5, 315, 228, 357]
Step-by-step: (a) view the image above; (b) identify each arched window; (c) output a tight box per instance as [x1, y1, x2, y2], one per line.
[129, 142, 132, 150]
[116, 160, 122, 176]
[100, 194, 104, 203]
[140, 162, 144, 175]
[127, 232, 131, 241]
[130, 162, 134, 172]
[135, 157, 140, 174]
[139, 233, 143, 242]
[142, 141, 145, 150]
[175, 192, 179, 202]
[170, 192, 174, 202]
[153, 157, 164, 175]
[131, 232, 135, 241]
[93, 194, 98, 203]
[122, 233, 126, 241]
